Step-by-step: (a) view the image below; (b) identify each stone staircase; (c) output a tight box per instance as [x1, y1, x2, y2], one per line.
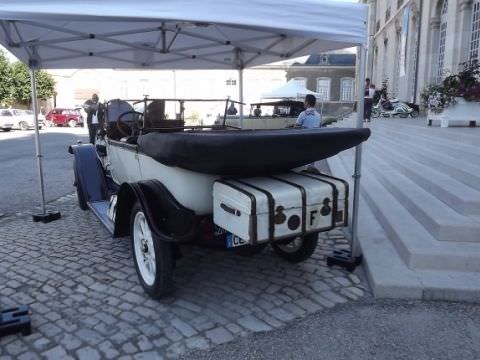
[327, 116, 480, 301]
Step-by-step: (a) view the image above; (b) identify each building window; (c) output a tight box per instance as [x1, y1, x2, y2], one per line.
[436, 0, 448, 83]
[293, 77, 307, 88]
[226, 78, 236, 86]
[320, 55, 328, 65]
[376, 20, 380, 33]
[340, 78, 355, 101]
[316, 78, 331, 101]
[470, 1, 480, 61]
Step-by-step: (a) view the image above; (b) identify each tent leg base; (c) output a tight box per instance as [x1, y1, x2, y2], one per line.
[0, 305, 32, 338]
[326, 249, 362, 272]
[32, 210, 61, 223]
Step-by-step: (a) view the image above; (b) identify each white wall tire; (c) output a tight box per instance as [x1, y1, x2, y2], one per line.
[130, 202, 174, 298]
[68, 119, 77, 128]
[271, 233, 318, 263]
[19, 121, 29, 131]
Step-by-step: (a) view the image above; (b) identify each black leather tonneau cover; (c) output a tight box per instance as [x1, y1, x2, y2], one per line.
[137, 128, 370, 176]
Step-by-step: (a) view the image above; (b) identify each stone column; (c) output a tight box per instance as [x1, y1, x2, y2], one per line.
[428, 17, 440, 84]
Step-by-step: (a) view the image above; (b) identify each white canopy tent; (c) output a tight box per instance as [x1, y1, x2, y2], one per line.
[262, 80, 321, 100]
[0, 0, 368, 262]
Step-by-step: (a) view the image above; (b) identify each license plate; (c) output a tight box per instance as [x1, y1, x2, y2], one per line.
[225, 233, 248, 248]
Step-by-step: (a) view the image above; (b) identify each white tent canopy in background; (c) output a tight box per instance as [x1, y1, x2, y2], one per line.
[0, 0, 367, 70]
[0, 0, 368, 260]
[262, 80, 321, 100]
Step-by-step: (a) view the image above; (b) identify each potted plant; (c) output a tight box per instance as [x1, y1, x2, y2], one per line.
[421, 61, 480, 127]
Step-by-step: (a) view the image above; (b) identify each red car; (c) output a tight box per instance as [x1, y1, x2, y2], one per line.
[45, 108, 84, 127]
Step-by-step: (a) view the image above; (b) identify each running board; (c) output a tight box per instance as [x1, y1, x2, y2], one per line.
[88, 200, 114, 234]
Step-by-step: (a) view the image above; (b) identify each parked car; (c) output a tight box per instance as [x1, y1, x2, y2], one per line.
[69, 98, 370, 299]
[45, 108, 84, 127]
[0, 108, 44, 131]
[0, 109, 14, 132]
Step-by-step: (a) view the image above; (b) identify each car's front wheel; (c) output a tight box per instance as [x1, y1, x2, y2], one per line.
[271, 233, 318, 263]
[131, 203, 174, 299]
[68, 119, 77, 128]
[19, 121, 29, 131]
[45, 120, 54, 127]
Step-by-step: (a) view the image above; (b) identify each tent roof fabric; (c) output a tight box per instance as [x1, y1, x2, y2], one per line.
[262, 79, 321, 99]
[0, 0, 368, 69]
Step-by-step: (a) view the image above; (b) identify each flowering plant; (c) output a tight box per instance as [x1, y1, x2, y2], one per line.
[421, 60, 480, 112]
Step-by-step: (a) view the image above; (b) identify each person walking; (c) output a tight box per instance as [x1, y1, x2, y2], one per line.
[364, 78, 374, 122]
[83, 93, 105, 144]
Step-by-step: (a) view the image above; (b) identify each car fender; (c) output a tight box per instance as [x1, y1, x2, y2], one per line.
[69, 143, 108, 203]
[114, 180, 198, 243]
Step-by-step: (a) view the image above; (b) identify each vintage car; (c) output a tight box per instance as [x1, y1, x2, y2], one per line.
[216, 100, 307, 129]
[45, 108, 83, 127]
[70, 98, 370, 299]
[0, 108, 44, 131]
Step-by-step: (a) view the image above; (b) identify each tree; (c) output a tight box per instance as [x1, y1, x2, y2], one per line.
[0, 50, 13, 105]
[10, 61, 56, 106]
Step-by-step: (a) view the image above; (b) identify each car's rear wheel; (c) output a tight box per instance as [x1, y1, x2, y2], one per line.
[131, 202, 174, 299]
[68, 119, 77, 128]
[410, 110, 419, 118]
[19, 121, 29, 131]
[271, 233, 318, 263]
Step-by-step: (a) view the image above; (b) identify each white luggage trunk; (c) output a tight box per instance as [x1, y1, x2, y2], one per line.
[213, 172, 343, 246]
[294, 172, 349, 227]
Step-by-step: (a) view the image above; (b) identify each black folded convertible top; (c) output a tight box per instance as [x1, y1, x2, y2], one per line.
[137, 128, 370, 176]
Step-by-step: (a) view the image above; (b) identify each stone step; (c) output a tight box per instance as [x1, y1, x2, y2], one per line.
[368, 137, 480, 215]
[372, 121, 480, 158]
[375, 118, 480, 147]
[369, 130, 480, 192]
[328, 154, 480, 302]
[335, 150, 480, 272]
[368, 152, 480, 243]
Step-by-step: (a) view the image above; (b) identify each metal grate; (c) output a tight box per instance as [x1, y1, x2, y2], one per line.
[470, 1, 480, 61]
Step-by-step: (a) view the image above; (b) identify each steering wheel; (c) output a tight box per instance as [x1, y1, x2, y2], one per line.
[117, 111, 144, 138]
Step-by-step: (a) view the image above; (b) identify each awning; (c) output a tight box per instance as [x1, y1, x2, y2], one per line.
[0, 0, 368, 69]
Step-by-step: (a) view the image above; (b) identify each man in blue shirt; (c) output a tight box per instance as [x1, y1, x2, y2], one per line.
[296, 94, 321, 128]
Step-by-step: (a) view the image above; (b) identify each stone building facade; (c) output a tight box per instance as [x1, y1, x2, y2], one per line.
[286, 54, 356, 102]
[364, 0, 477, 103]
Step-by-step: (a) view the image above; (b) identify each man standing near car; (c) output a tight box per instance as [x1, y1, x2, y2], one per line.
[84, 93, 105, 144]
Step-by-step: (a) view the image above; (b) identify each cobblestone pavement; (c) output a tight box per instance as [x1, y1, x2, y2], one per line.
[0, 194, 368, 359]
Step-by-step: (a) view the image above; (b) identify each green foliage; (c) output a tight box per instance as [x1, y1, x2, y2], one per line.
[0, 50, 13, 105]
[10, 62, 56, 104]
[0, 52, 56, 106]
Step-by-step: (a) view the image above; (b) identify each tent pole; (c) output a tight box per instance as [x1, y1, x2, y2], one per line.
[30, 67, 46, 216]
[30, 62, 61, 223]
[326, 44, 366, 272]
[351, 45, 367, 257]
[238, 68, 244, 129]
